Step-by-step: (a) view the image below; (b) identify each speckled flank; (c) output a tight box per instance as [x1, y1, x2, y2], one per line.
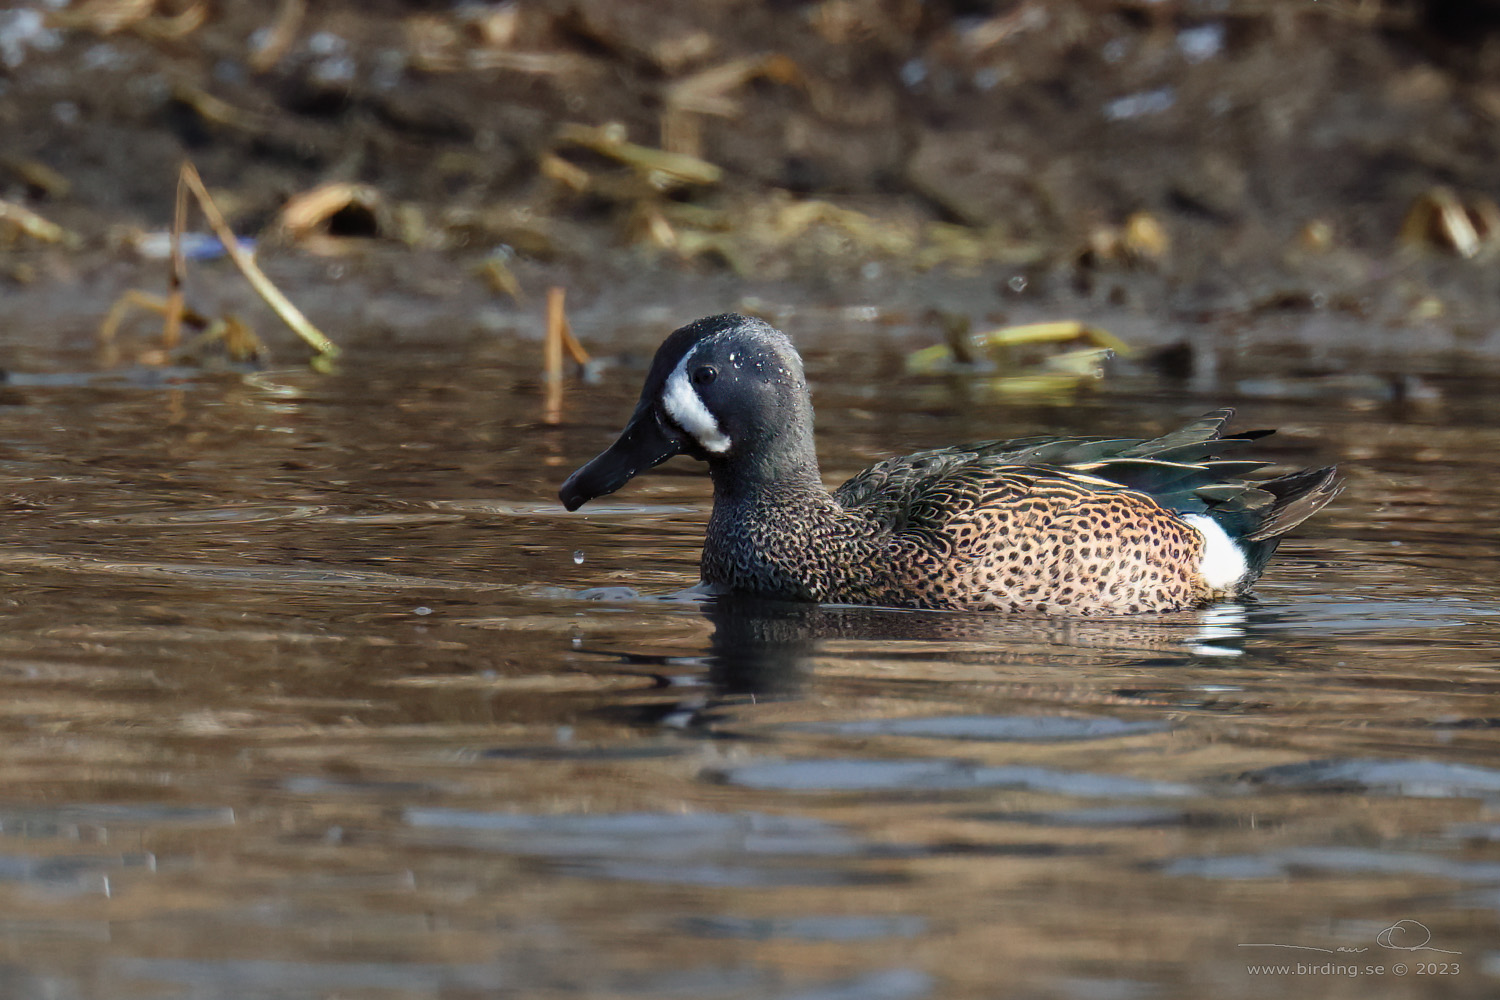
[702, 468, 1213, 614]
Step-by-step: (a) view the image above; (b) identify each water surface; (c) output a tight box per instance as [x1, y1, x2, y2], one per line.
[0, 318, 1495, 999]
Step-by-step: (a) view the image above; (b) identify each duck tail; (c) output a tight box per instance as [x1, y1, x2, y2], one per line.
[1245, 467, 1343, 542]
[1202, 466, 1342, 579]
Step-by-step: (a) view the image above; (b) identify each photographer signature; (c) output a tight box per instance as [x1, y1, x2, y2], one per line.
[1238, 919, 1461, 955]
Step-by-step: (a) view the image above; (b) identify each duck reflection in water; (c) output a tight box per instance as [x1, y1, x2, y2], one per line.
[577, 588, 1252, 730]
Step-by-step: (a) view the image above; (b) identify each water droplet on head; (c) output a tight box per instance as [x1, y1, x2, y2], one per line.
[572, 550, 585, 565]
[413, 606, 433, 616]
[1008, 275, 1028, 293]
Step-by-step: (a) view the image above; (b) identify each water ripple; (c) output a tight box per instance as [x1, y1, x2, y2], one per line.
[713, 759, 1197, 797]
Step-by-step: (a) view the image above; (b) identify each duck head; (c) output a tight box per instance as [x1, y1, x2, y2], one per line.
[559, 313, 816, 511]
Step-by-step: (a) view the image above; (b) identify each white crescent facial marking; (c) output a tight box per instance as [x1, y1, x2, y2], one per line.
[663, 343, 732, 454]
[1183, 513, 1249, 591]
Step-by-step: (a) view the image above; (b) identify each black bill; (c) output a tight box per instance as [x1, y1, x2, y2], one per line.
[559, 406, 686, 511]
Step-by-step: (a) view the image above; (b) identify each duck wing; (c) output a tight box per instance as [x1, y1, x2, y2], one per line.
[834, 408, 1266, 513]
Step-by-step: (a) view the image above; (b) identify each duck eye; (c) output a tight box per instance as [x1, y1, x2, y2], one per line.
[692, 365, 717, 387]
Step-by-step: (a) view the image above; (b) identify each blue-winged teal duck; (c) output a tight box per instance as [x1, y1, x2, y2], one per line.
[560, 314, 1340, 614]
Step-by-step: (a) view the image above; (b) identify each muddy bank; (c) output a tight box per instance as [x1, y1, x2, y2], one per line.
[2, 0, 1500, 365]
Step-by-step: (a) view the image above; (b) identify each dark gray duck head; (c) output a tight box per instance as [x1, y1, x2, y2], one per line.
[559, 313, 816, 511]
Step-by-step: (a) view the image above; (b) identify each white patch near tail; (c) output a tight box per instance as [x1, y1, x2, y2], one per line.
[1183, 514, 1249, 591]
[662, 346, 731, 453]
